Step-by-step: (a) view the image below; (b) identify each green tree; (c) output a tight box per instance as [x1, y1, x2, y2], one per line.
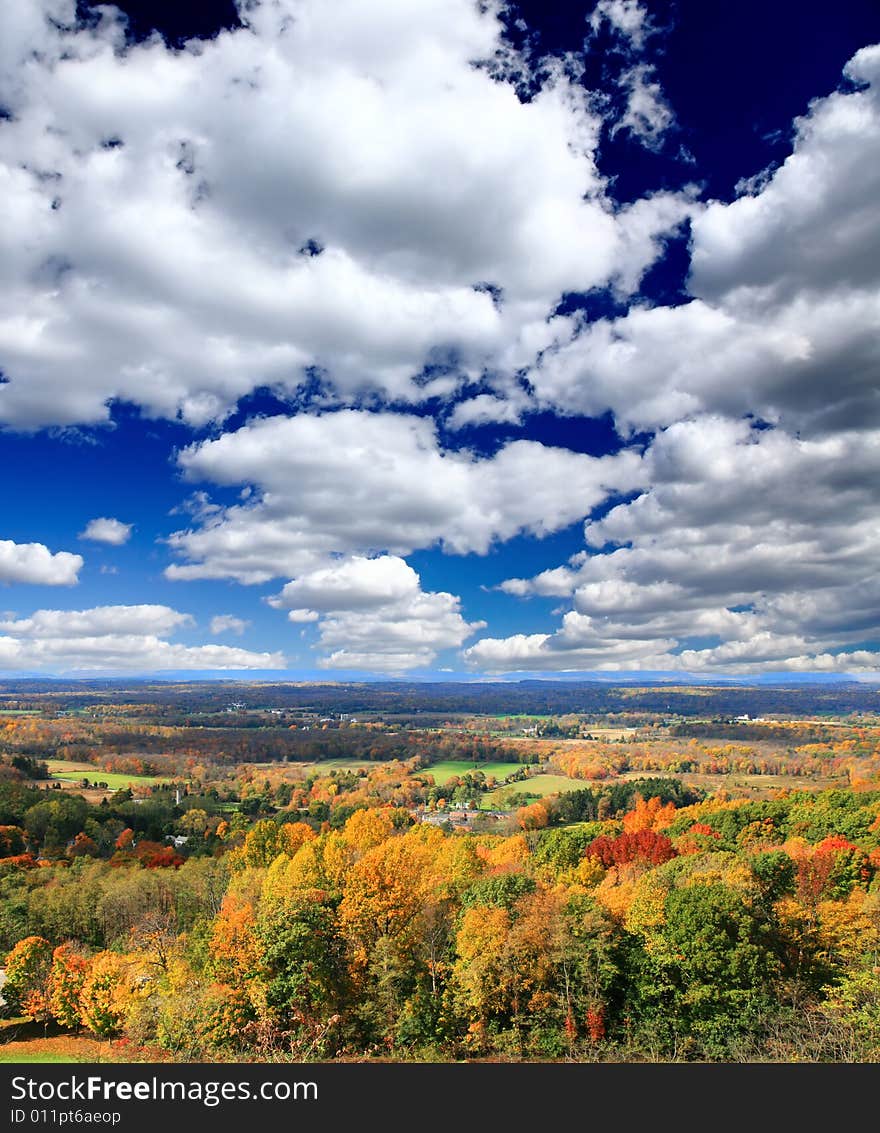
[3, 935, 54, 1018]
[648, 883, 781, 1056]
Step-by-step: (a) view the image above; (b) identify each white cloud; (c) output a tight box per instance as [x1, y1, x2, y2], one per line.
[270, 555, 420, 612]
[0, 604, 192, 638]
[209, 614, 249, 635]
[0, 0, 690, 430]
[2, 8, 878, 679]
[587, 1, 674, 153]
[0, 603, 284, 672]
[316, 586, 483, 673]
[79, 516, 132, 545]
[165, 410, 645, 583]
[690, 45, 880, 304]
[612, 65, 675, 150]
[529, 45, 880, 437]
[588, 0, 653, 52]
[447, 393, 526, 430]
[467, 418, 880, 674]
[0, 539, 82, 585]
[287, 609, 320, 624]
[269, 554, 482, 672]
[493, 46, 880, 671]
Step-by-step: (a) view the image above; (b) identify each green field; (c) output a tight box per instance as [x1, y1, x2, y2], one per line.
[0, 1051, 79, 1063]
[481, 772, 588, 809]
[45, 759, 169, 790]
[422, 761, 525, 786]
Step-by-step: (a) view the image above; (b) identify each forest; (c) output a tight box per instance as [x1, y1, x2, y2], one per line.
[1, 680, 879, 1063]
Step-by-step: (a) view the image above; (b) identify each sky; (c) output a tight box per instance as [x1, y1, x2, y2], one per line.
[0, 0, 879, 681]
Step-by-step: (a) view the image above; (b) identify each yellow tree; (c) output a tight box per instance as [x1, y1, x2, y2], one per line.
[336, 829, 441, 1050]
[817, 890, 880, 970]
[48, 944, 89, 1030]
[3, 936, 54, 1020]
[263, 831, 356, 905]
[337, 831, 435, 964]
[208, 891, 261, 986]
[278, 821, 317, 857]
[342, 808, 396, 854]
[452, 886, 593, 1056]
[78, 952, 132, 1037]
[622, 795, 677, 834]
[478, 834, 531, 874]
[453, 904, 512, 1050]
[242, 819, 282, 868]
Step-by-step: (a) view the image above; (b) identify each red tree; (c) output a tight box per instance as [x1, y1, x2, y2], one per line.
[585, 829, 677, 868]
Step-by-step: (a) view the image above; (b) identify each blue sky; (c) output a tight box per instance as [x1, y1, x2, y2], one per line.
[1, 0, 879, 679]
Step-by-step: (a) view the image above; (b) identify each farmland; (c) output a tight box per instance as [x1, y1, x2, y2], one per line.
[481, 772, 589, 808]
[420, 760, 524, 786]
[2, 679, 880, 1064]
[46, 759, 170, 792]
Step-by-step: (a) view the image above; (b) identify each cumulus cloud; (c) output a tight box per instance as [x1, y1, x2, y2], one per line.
[270, 555, 420, 612]
[0, 0, 690, 429]
[447, 392, 527, 431]
[269, 555, 483, 672]
[79, 516, 132, 545]
[587, 1, 674, 152]
[287, 609, 320, 624]
[3, 5, 878, 679]
[461, 44, 880, 676]
[467, 418, 880, 673]
[0, 539, 82, 585]
[165, 410, 645, 583]
[612, 64, 675, 150]
[529, 45, 880, 436]
[0, 604, 192, 637]
[0, 603, 284, 672]
[209, 614, 249, 635]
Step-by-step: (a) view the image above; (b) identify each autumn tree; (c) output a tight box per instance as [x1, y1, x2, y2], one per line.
[78, 951, 136, 1037]
[3, 935, 53, 1019]
[586, 829, 677, 869]
[48, 943, 89, 1030]
[625, 882, 782, 1057]
[622, 795, 677, 835]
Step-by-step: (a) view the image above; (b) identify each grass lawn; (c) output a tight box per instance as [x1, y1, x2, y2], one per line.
[0, 1019, 123, 1063]
[481, 772, 588, 809]
[0, 1038, 126, 1063]
[45, 759, 170, 790]
[0, 1050, 82, 1063]
[422, 761, 526, 786]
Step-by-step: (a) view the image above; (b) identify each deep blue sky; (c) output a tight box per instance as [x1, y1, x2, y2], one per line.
[1, 0, 878, 678]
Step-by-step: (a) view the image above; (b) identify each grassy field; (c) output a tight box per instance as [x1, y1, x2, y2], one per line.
[481, 772, 588, 809]
[304, 758, 388, 774]
[259, 757, 393, 776]
[564, 767, 849, 800]
[662, 769, 847, 798]
[0, 1038, 127, 1063]
[422, 761, 525, 786]
[45, 759, 170, 790]
[0, 1018, 124, 1063]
